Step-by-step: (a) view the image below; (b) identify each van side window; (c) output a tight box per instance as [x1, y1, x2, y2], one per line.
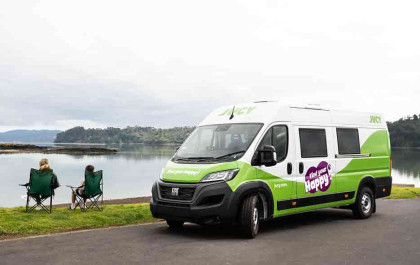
[299, 128, 328, 158]
[258, 126, 288, 162]
[272, 126, 288, 162]
[259, 128, 272, 148]
[337, 128, 360, 155]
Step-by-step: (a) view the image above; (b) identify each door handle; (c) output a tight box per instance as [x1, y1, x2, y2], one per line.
[299, 162, 304, 174]
[287, 163, 292, 175]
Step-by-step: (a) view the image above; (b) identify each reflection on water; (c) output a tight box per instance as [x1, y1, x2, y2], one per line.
[391, 149, 420, 188]
[0, 144, 176, 207]
[0, 145, 418, 207]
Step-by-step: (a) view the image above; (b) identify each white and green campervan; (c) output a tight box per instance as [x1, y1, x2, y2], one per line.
[150, 102, 392, 238]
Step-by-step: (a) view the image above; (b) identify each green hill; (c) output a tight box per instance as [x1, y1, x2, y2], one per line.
[54, 126, 195, 144]
[388, 115, 420, 148]
[0, 130, 61, 143]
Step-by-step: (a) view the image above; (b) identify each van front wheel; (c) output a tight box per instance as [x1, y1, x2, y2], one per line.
[239, 195, 260, 239]
[353, 186, 374, 219]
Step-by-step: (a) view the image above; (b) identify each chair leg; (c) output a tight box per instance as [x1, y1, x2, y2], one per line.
[37, 197, 51, 214]
[27, 196, 47, 213]
[84, 195, 102, 211]
[74, 195, 85, 211]
[26, 195, 30, 213]
[94, 194, 103, 211]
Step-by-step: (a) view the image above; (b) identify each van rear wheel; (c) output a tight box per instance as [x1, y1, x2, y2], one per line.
[353, 186, 374, 219]
[166, 220, 184, 229]
[239, 195, 260, 239]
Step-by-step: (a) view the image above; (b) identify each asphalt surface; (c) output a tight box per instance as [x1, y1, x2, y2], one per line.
[1, 199, 420, 265]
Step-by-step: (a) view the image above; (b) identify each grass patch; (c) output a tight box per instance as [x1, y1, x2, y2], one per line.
[387, 186, 420, 199]
[1, 187, 418, 240]
[0, 203, 155, 240]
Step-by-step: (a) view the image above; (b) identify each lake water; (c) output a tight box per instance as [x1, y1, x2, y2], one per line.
[0, 145, 419, 207]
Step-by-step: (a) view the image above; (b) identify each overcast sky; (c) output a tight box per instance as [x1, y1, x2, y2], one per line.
[0, 0, 419, 131]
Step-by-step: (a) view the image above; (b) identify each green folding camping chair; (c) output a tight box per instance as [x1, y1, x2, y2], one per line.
[67, 170, 103, 211]
[19, 169, 54, 213]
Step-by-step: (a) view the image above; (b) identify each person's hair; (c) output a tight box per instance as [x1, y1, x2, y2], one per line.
[86, 165, 95, 172]
[39, 158, 51, 171]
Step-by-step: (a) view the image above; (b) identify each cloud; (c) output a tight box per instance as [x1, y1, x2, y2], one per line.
[0, 0, 419, 131]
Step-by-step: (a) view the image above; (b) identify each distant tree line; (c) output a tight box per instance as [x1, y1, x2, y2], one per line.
[55, 115, 420, 147]
[388, 114, 420, 148]
[54, 126, 195, 144]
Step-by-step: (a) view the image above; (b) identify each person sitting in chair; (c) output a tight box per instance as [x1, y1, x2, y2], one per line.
[70, 165, 94, 210]
[39, 158, 60, 190]
[36, 158, 60, 208]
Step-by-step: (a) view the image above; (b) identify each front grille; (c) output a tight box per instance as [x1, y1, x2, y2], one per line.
[158, 201, 190, 208]
[159, 185, 196, 201]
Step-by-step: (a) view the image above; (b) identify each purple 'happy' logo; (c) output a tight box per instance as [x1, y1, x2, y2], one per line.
[305, 161, 332, 193]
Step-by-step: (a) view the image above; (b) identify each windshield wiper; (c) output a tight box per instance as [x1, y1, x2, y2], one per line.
[214, 150, 246, 160]
[174, 151, 246, 162]
[175, 156, 215, 161]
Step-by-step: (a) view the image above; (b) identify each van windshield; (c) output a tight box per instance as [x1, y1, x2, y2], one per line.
[173, 123, 263, 163]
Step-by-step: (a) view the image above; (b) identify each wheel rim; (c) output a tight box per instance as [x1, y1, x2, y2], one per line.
[361, 193, 371, 214]
[252, 207, 259, 232]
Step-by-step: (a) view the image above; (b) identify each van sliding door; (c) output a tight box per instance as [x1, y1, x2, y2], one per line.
[293, 126, 337, 211]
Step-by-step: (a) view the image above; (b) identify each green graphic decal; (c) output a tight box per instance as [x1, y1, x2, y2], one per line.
[162, 161, 239, 183]
[218, 107, 256, 116]
[370, 115, 381, 124]
[361, 130, 390, 157]
[335, 130, 391, 193]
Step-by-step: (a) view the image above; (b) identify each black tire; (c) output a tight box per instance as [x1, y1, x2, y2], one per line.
[239, 195, 260, 239]
[166, 220, 184, 229]
[352, 186, 374, 219]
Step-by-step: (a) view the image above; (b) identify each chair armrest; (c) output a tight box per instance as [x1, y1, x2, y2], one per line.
[67, 185, 84, 189]
[19, 183, 29, 187]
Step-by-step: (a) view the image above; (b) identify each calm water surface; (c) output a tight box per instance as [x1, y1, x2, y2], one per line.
[0, 145, 418, 207]
[0, 144, 176, 207]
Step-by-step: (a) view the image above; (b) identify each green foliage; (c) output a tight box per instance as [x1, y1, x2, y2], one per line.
[55, 126, 195, 144]
[387, 115, 420, 147]
[0, 203, 154, 239]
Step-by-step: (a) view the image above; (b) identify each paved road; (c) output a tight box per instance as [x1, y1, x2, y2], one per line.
[1, 199, 420, 265]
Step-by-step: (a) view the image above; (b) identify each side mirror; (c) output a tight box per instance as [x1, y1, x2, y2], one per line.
[258, 145, 277, 167]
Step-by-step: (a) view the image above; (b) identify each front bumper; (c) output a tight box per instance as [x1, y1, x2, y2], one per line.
[150, 180, 235, 224]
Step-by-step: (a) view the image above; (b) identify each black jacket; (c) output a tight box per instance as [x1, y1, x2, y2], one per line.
[49, 171, 60, 196]
[51, 172, 60, 190]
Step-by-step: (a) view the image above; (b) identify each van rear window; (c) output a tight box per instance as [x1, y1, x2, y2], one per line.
[299, 129, 328, 158]
[337, 128, 360, 155]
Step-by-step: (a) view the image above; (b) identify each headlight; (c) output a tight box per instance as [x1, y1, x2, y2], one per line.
[201, 169, 239, 183]
[159, 168, 164, 181]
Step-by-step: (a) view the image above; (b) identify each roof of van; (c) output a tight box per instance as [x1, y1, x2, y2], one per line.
[198, 101, 387, 128]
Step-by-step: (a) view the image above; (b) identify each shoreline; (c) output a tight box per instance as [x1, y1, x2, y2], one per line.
[1, 196, 152, 209]
[0, 143, 118, 155]
[53, 196, 152, 208]
[54, 142, 181, 146]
